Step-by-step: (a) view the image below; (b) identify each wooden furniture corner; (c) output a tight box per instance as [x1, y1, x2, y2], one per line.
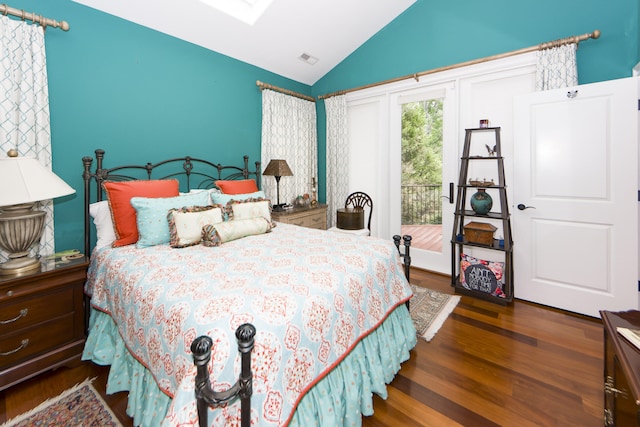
[271, 204, 327, 230]
[601, 310, 640, 426]
[0, 257, 89, 391]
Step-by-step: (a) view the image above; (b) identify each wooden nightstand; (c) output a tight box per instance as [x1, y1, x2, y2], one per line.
[0, 257, 89, 391]
[601, 310, 640, 426]
[271, 204, 327, 230]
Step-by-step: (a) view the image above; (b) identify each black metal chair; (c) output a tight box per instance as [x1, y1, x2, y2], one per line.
[344, 191, 373, 235]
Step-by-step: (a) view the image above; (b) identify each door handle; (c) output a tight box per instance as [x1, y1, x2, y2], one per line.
[517, 204, 536, 210]
[441, 182, 454, 204]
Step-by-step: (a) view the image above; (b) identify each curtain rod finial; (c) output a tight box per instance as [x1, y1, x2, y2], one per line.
[592, 29, 601, 39]
[60, 20, 70, 31]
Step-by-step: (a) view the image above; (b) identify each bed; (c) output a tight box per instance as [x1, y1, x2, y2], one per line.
[80, 149, 417, 426]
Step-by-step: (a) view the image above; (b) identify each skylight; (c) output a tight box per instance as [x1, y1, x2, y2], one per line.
[199, 0, 273, 25]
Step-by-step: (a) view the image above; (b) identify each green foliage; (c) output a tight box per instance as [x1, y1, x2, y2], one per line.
[401, 99, 443, 185]
[401, 99, 444, 225]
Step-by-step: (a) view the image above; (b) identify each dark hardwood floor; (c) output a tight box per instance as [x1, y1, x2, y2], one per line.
[0, 267, 603, 426]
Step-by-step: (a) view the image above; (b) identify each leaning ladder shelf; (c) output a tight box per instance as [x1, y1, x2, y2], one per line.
[451, 127, 514, 304]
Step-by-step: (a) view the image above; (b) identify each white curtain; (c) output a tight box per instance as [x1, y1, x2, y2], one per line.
[324, 95, 349, 228]
[261, 90, 317, 207]
[535, 43, 578, 91]
[0, 16, 54, 259]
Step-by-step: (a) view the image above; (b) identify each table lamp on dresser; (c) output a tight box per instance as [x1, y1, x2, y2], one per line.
[262, 159, 293, 212]
[0, 149, 75, 276]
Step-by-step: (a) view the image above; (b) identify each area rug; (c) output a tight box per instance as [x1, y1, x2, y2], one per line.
[1, 378, 122, 427]
[410, 284, 460, 342]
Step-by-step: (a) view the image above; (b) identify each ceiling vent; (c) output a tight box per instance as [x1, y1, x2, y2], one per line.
[299, 53, 319, 65]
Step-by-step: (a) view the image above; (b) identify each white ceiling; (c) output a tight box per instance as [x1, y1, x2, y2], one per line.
[73, 0, 416, 86]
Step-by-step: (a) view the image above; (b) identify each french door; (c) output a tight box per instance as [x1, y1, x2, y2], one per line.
[390, 84, 456, 273]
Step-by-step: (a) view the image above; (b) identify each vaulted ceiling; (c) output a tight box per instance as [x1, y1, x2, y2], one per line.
[73, 0, 417, 85]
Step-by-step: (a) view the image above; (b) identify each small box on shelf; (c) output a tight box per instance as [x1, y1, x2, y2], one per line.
[463, 221, 497, 245]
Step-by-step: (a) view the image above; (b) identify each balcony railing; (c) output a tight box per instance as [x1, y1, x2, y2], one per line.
[401, 184, 442, 225]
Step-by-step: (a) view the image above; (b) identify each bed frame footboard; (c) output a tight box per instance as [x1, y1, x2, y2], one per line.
[191, 323, 256, 427]
[393, 234, 412, 310]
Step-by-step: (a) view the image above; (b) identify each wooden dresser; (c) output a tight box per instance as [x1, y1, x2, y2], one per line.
[601, 310, 640, 426]
[271, 204, 327, 230]
[0, 257, 89, 391]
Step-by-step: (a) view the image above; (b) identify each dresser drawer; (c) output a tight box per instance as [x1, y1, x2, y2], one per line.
[288, 213, 326, 229]
[0, 314, 75, 370]
[272, 205, 327, 230]
[0, 287, 75, 337]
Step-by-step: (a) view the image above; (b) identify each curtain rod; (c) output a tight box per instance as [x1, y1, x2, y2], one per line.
[256, 80, 316, 102]
[0, 3, 69, 31]
[318, 30, 600, 100]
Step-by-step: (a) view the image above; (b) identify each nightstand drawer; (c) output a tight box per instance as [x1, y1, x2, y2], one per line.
[288, 214, 326, 229]
[0, 258, 88, 391]
[0, 287, 75, 336]
[271, 204, 327, 230]
[0, 314, 75, 369]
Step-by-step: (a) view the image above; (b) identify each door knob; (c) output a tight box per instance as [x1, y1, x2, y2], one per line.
[517, 204, 536, 210]
[441, 182, 454, 204]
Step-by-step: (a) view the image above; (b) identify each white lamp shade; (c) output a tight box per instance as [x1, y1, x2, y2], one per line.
[0, 157, 75, 207]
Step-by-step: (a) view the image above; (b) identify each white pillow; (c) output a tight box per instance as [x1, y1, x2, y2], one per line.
[89, 200, 117, 250]
[167, 205, 224, 248]
[229, 199, 272, 223]
[211, 190, 266, 206]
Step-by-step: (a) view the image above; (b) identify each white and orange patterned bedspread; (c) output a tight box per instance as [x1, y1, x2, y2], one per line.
[85, 223, 413, 425]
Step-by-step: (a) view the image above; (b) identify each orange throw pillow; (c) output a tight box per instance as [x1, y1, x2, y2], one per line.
[103, 180, 180, 247]
[216, 179, 259, 195]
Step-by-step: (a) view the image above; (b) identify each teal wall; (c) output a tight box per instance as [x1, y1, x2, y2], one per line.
[11, 0, 638, 253]
[311, 0, 640, 202]
[18, 0, 311, 253]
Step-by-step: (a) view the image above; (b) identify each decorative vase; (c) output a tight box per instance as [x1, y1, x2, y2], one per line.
[470, 188, 493, 215]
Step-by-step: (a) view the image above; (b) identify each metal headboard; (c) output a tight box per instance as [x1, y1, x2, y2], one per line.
[81, 149, 261, 257]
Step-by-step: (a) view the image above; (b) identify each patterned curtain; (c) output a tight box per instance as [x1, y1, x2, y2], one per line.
[0, 16, 54, 259]
[261, 90, 318, 207]
[324, 95, 349, 228]
[535, 43, 578, 91]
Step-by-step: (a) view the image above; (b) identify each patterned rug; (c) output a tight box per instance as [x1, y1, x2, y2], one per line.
[410, 284, 461, 342]
[1, 378, 122, 427]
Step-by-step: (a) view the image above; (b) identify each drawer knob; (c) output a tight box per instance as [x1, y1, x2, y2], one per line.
[0, 338, 29, 356]
[605, 375, 629, 398]
[0, 308, 28, 325]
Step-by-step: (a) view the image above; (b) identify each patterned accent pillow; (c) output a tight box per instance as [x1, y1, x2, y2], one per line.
[215, 179, 259, 194]
[211, 190, 266, 206]
[201, 217, 272, 247]
[460, 253, 505, 298]
[103, 179, 180, 247]
[227, 198, 272, 224]
[130, 191, 211, 248]
[168, 205, 224, 248]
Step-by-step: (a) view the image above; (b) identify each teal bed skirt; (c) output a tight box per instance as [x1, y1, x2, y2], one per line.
[82, 305, 416, 426]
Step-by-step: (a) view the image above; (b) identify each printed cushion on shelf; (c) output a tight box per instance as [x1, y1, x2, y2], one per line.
[459, 253, 505, 298]
[130, 191, 211, 248]
[103, 179, 180, 247]
[201, 217, 272, 247]
[168, 205, 224, 248]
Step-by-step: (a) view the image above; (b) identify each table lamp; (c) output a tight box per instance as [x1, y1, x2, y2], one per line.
[0, 149, 75, 276]
[262, 159, 293, 212]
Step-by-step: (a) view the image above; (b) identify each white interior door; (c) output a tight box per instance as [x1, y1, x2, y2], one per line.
[513, 77, 639, 317]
